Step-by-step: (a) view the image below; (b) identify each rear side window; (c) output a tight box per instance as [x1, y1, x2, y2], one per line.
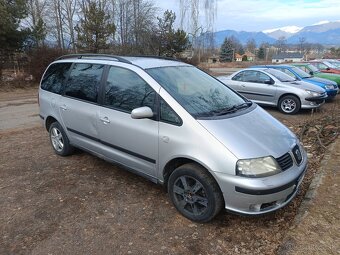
[41, 63, 72, 94]
[64, 63, 104, 103]
[232, 72, 244, 81]
[104, 66, 156, 112]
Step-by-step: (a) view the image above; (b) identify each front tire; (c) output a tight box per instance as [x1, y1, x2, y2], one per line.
[168, 163, 224, 222]
[278, 95, 301, 114]
[49, 122, 74, 156]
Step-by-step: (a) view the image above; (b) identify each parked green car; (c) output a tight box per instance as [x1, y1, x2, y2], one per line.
[291, 63, 340, 86]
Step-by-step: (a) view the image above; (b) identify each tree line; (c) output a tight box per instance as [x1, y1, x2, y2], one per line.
[0, 0, 189, 80]
[219, 35, 326, 62]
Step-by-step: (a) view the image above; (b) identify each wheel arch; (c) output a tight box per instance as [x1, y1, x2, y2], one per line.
[278, 93, 301, 105]
[45, 116, 58, 131]
[162, 157, 221, 192]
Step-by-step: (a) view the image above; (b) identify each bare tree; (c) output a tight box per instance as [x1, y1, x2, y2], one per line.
[26, 0, 48, 47]
[179, 0, 217, 60]
[60, 0, 78, 51]
[246, 38, 256, 54]
[298, 37, 306, 53]
[275, 36, 287, 53]
[113, 0, 157, 53]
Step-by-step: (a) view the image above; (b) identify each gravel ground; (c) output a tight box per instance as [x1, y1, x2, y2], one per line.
[0, 88, 338, 255]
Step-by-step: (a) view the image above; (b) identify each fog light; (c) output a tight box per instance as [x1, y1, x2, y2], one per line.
[249, 204, 261, 212]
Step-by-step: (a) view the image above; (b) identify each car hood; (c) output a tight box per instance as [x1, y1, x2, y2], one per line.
[198, 105, 297, 159]
[287, 80, 326, 92]
[304, 76, 336, 86]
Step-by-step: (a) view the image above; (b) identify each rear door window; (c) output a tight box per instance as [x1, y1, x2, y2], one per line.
[103, 66, 156, 113]
[64, 63, 104, 103]
[41, 63, 72, 94]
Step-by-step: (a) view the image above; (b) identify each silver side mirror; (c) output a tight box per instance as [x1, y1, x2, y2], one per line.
[131, 106, 154, 119]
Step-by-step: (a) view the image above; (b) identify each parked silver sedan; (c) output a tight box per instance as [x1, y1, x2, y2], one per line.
[219, 68, 327, 114]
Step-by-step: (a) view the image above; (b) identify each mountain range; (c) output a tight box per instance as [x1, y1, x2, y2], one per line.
[212, 21, 340, 47]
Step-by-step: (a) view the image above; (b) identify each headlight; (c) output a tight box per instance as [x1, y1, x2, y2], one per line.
[236, 156, 282, 177]
[305, 90, 322, 97]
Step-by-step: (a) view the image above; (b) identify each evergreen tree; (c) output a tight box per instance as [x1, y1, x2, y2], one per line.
[75, 1, 116, 53]
[156, 10, 188, 57]
[257, 47, 265, 60]
[30, 17, 47, 47]
[0, 0, 28, 77]
[220, 37, 234, 62]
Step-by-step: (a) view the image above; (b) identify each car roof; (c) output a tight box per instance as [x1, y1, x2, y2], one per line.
[54, 54, 190, 69]
[238, 67, 269, 72]
[252, 65, 294, 68]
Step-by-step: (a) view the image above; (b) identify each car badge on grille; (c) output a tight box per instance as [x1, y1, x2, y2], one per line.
[293, 146, 302, 165]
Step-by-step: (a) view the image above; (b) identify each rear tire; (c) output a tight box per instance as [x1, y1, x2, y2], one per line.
[49, 122, 74, 156]
[168, 163, 224, 222]
[278, 95, 301, 114]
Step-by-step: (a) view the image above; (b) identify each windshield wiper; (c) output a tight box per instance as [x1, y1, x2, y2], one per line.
[214, 101, 252, 116]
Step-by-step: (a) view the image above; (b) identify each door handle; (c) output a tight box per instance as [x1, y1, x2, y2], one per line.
[100, 116, 110, 124]
[241, 84, 246, 87]
[60, 104, 67, 110]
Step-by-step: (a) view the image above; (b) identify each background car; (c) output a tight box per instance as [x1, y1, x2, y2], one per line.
[291, 63, 340, 87]
[252, 65, 338, 100]
[218, 68, 327, 114]
[322, 59, 340, 69]
[309, 60, 340, 74]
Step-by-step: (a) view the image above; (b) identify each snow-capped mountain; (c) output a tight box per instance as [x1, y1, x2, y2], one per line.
[212, 20, 340, 47]
[263, 26, 302, 40]
[263, 26, 303, 34]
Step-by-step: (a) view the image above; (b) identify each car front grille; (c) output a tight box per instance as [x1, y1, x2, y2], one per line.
[276, 152, 293, 171]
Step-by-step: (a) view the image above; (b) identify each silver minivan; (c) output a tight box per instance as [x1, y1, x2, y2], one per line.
[39, 55, 308, 222]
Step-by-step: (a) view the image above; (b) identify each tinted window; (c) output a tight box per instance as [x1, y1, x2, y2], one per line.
[160, 99, 181, 125]
[241, 70, 271, 84]
[232, 72, 244, 81]
[65, 63, 103, 103]
[41, 63, 72, 94]
[104, 66, 156, 112]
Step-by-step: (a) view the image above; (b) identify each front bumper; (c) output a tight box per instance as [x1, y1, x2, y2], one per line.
[325, 88, 339, 97]
[305, 94, 328, 104]
[214, 147, 308, 215]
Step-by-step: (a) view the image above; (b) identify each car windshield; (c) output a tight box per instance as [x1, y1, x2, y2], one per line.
[328, 61, 340, 68]
[146, 66, 249, 118]
[291, 66, 312, 78]
[265, 68, 296, 82]
[324, 61, 337, 69]
[307, 64, 319, 72]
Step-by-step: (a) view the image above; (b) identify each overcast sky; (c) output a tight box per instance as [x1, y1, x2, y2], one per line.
[154, 0, 340, 32]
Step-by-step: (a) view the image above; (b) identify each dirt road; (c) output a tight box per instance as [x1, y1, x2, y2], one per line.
[0, 88, 338, 254]
[0, 88, 39, 131]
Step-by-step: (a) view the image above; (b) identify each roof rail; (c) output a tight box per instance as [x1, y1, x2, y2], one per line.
[56, 54, 132, 64]
[127, 55, 182, 62]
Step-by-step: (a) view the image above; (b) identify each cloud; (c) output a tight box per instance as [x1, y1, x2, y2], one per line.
[153, 0, 340, 31]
